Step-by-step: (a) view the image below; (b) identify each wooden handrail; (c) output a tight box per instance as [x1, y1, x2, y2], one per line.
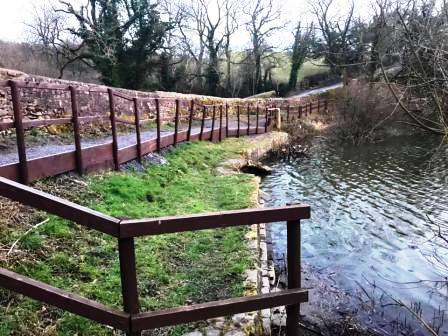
[0, 268, 130, 331]
[0, 80, 312, 336]
[119, 204, 310, 238]
[0, 177, 120, 237]
[0, 175, 309, 335]
[0, 115, 109, 131]
[131, 288, 308, 331]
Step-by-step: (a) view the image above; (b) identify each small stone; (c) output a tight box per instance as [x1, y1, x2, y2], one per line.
[245, 270, 258, 285]
[182, 332, 203, 336]
[271, 311, 286, 327]
[231, 313, 248, 326]
[224, 331, 245, 336]
[213, 320, 226, 330]
[204, 327, 220, 336]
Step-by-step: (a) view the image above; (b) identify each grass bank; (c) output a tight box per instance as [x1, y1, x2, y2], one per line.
[0, 138, 260, 335]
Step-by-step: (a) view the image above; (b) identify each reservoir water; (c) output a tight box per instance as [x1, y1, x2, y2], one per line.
[261, 135, 448, 334]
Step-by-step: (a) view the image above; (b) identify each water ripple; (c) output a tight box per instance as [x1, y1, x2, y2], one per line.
[262, 135, 448, 329]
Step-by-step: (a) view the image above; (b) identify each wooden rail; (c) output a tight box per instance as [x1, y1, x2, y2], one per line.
[0, 80, 326, 184]
[0, 268, 130, 331]
[0, 177, 120, 236]
[132, 289, 309, 331]
[120, 205, 310, 238]
[0, 175, 311, 336]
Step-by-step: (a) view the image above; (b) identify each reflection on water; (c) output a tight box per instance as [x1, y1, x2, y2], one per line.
[261, 135, 448, 333]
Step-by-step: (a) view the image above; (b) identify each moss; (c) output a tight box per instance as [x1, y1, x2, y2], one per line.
[0, 138, 258, 335]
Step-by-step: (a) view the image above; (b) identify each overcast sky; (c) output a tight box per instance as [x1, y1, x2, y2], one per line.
[0, 0, 371, 48]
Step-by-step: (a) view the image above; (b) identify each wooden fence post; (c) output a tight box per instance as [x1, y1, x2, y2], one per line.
[155, 99, 161, 153]
[210, 105, 216, 142]
[200, 106, 206, 141]
[264, 107, 268, 133]
[286, 105, 290, 123]
[256, 105, 260, 134]
[69, 86, 84, 176]
[325, 99, 328, 113]
[187, 100, 194, 141]
[299, 106, 302, 119]
[219, 105, 223, 141]
[308, 102, 312, 115]
[108, 89, 120, 171]
[225, 104, 229, 138]
[246, 104, 250, 135]
[118, 238, 141, 336]
[133, 98, 142, 163]
[174, 99, 180, 146]
[237, 105, 240, 138]
[9, 80, 29, 185]
[286, 219, 301, 336]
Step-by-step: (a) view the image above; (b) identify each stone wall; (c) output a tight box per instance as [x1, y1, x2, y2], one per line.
[0, 69, 231, 124]
[0, 68, 312, 126]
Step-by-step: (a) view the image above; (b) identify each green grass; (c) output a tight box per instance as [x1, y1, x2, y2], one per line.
[271, 56, 330, 83]
[224, 51, 329, 86]
[0, 139, 258, 335]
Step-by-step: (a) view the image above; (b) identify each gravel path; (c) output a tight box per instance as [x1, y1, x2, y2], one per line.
[0, 128, 193, 166]
[0, 118, 264, 166]
[1, 85, 343, 167]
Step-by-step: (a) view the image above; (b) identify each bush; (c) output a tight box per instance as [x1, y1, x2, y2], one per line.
[330, 80, 400, 144]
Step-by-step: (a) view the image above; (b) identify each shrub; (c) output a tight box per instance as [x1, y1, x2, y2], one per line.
[330, 80, 401, 144]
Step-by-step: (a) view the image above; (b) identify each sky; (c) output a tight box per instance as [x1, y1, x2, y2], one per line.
[0, 0, 372, 47]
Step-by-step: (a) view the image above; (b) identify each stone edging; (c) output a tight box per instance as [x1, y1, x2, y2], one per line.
[182, 132, 288, 336]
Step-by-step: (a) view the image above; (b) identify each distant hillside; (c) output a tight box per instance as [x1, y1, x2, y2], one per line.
[225, 51, 330, 84]
[271, 55, 330, 83]
[0, 40, 100, 84]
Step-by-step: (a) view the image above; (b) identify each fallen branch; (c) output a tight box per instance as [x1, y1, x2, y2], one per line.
[7, 218, 50, 257]
[390, 297, 439, 336]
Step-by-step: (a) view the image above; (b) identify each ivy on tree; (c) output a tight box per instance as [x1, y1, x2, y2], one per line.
[60, 0, 172, 89]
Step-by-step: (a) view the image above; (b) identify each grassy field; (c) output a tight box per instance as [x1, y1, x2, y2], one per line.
[0, 139, 258, 335]
[225, 51, 329, 85]
[271, 56, 330, 84]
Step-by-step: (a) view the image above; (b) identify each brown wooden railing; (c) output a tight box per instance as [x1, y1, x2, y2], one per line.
[0, 80, 328, 185]
[0, 176, 310, 335]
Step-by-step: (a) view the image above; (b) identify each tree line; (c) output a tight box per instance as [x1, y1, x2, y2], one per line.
[25, 0, 323, 97]
[20, 0, 448, 133]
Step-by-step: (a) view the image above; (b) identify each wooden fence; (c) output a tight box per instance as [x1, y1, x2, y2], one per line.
[0, 80, 327, 184]
[0, 176, 310, 335]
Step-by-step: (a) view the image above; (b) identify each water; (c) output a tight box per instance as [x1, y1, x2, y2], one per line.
[261, 135, 448, 333]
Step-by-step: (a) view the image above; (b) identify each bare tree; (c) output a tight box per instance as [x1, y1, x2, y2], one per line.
[201, 0, 225, 96]
[25, 1, 89, 79]
[177, 0, 208, 91]
[378, 0, 448, 135]
[223, 0, 239, 96]
[245, 0, 282, 95]
[288, 22, 314, 91]
[309, 0, 355, 75]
